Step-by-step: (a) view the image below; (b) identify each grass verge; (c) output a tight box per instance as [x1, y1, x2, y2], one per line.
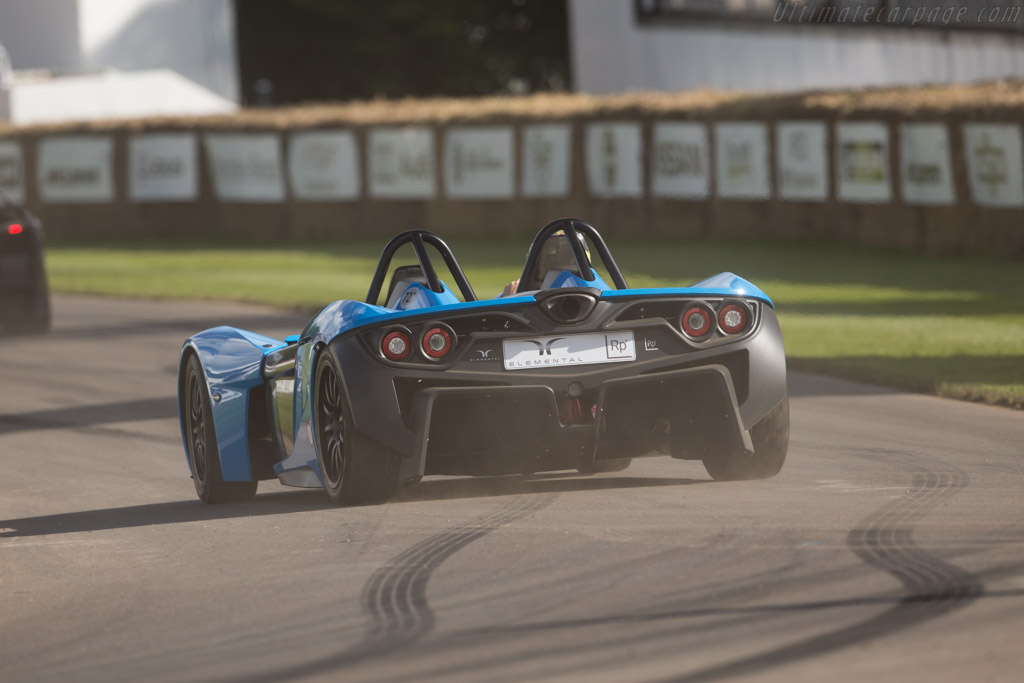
[45, 239, 1024, 409]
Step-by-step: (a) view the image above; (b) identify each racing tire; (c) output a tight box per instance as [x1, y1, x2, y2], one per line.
[578, 458, 632, 474]
[1, 275, 50, 335]
[183, 355, 258, 503]
[702, 397, 789, 481]
[313, 350, 399, 506]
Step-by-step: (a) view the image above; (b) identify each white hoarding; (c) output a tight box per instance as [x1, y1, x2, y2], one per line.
[444, 127, 514, 199]
[129, 133, 198, 202]
[0, 141, 24, 203]
[714, 122, 770, 200]
[37, 136, 114, 203]
[835, 122, 892, 203]
[585, 122, 643, 198]
[900, 123, 955, 205]
[369, 127, 436, 199]
[288, 130, 360, 201]
[650, 122, 709, 199]
[522, 124, 571, 198]
[204, 133, 286, 202]
[776, 121, 828, 201]
[963, 123, 1024, 208]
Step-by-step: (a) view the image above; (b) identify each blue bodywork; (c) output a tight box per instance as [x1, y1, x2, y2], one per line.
[179, 265, 773, 487]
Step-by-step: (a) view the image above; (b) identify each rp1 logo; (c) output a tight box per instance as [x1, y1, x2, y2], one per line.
[524, 337, 565, 356]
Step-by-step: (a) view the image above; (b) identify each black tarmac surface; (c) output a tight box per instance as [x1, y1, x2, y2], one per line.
[2, 295, 1022, 682]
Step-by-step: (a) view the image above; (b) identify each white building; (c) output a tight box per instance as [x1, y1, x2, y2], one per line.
[0, 0, 237, 124]
[570, 0, 1024, 93]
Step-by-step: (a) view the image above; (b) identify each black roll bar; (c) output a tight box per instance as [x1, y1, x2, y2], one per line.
[518, 218, 629, 291]
[365, 230, 478, 305]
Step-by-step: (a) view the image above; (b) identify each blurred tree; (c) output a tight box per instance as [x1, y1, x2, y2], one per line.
[235, 0, 570, 105]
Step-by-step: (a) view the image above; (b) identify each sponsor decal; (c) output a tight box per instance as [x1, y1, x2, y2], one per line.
[369, 127, 436, 199]
[644, 337, 659, 351]
[963, 124, 1024, 207]
[129, 133, 198, 202]
[444, 127, 514, 198]
[585, 122, 643, 198]
[522, 123, 571, 198]
[651, 122, 709, 199]
[776, 121, 828, 201]
[714, 122, 770, 199]
[835, 122, 892, 203]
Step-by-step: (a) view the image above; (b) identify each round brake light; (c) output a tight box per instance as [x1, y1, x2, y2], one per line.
[681, 306, 713, 337]
[421, 326, 453, 359]
[7, 223, 24, 235]
[381, 330, 411, 361]
[718, 304, 749, 334]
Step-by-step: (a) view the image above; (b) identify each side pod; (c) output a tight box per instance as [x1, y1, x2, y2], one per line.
[178, 326, 286, 482]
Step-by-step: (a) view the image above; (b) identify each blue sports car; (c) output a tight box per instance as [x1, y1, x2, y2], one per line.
[178, 218, 789, 505]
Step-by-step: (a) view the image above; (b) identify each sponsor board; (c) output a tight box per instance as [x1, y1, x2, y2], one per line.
[651, 122, 709, 199]
[129, 133, 198, 202]
[776, 121, 828, 201]
[503, 331, 636, 370]
[900, 123, 955, 205]
[204, 133, 286, 202]
[444, 127, 514, 199]
[836, 122, 892, 203]
[0, 140, 23, 203]
[522, 123, 571, 198]
[38, 136, 114, 203]
[585, 122, 643, 198]
[369, 127, 436, 199]
[714, 122, 771, 199]
[963, 123, 1024, 208]
[288, 130, 360, 200]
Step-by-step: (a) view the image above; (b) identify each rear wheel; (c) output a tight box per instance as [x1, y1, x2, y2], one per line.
[702, 398, 789, 481]
[314, 351, 398, 505]
[183, 355, 257, 503]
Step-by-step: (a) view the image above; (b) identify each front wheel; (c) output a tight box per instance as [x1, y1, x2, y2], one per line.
[314, 350, 398, 506]
[183, 355, 257, 503]
[702, 398, 789, 481]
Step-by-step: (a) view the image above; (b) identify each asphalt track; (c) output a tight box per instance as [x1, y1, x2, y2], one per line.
[1, 295, 1023, 683]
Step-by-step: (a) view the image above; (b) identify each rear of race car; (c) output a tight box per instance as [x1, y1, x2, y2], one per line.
[0, 207, 50, 334]
[322, 281, 787, 481]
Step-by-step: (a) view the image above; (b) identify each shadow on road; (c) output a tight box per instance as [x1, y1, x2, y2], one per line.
[0, 472, 705, 538]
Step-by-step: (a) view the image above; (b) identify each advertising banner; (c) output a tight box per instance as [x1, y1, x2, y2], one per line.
[585, 122, 643, 198]
[288, 130, 360, 201]
[836, 122, 892, 203]
[443, 127, 514, 199]
[650, 122, 709, 199]
[129, 133, 198, 202]
[0, 140, 23, 203]
[963, 123, 1024, 208]
[776, 121, 828, 201]
[38, 136, 115, 203]
[714, 122, 770, 200]
[369, 127, 436, 199]
[900, 123, 955, 205]
[204, 133, 286, 202]
[522, 124, 571, 198]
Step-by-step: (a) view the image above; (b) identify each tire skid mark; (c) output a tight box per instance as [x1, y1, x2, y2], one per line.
[667, 454, 982, 683]
[360, 493, 556, 646]
[222, 493, 557, 683]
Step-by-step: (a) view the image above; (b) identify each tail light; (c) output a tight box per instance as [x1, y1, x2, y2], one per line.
[381, 329, 411, 361]
[7, 223, 23, 235]
[681, 305, 713, 337]
[718, 303, 749, 334]
[421, 324, 455, 359]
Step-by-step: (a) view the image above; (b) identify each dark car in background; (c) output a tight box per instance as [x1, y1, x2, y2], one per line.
[0, 192, 50, 334]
